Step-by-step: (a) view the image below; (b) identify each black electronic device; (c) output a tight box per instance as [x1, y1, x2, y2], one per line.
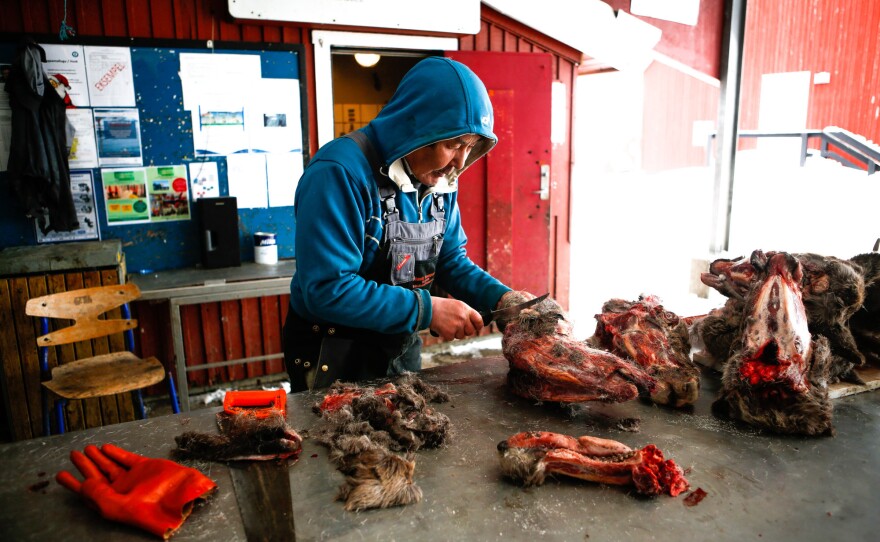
[197, 197, 241, 269]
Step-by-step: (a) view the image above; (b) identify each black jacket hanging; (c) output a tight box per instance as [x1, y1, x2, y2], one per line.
[4, 37, 79, 234]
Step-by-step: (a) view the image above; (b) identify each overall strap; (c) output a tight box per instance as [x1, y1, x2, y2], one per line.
[344, 131, 399, 222]
[430, 193, 446, 220]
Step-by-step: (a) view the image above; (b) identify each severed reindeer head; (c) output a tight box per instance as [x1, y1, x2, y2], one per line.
[714, 250, 834, 436]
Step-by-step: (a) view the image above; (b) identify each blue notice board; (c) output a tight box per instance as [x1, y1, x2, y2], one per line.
[0, 39, 307, 273]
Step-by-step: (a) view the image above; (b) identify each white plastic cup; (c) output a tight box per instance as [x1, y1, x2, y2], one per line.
[254, 232, 278, 265]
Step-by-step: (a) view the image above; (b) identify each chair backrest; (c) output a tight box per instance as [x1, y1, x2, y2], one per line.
[25, 283, 141, 347]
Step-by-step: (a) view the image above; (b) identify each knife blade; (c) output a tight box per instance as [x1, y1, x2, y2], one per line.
[228, 460, 296, 542]
[480, 293, 549, 326]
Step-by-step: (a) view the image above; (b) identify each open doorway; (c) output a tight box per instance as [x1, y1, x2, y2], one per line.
[330, 50, 426, 138]
[311, 31, 459, 147]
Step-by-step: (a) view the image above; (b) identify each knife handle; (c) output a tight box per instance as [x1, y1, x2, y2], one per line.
[480, 311, 492, 327]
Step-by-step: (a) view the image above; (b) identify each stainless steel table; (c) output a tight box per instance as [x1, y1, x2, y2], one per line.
[1, 356, 878, 541]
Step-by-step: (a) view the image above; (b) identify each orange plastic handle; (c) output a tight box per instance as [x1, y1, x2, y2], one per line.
[223, 389, 287, 418]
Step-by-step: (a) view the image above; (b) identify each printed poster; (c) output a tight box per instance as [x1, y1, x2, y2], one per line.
[192, 104, 248, 156]
[41, 44, 90, 107]
[35, 171, 100, 242]
[84, 46, 136, 107]
[94, 108, 143, 166]
[67, 108, 99, 169]
[248, 78, 302, 153]
[147, 165, 191, 221]
[102, 168, 150, 224]
[188, 161, 220, 200]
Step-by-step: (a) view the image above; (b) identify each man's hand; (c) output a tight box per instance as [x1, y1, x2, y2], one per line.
[56, 443, 217, 539]
[429, 296, 484, 340]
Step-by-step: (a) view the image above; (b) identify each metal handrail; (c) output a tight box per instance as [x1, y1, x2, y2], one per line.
[706, 127, 879, 174]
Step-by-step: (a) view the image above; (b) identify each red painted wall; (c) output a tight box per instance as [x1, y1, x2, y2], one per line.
[0, 0, 580, 385]
[740, 0, 880, 148]
[604, 0, 726, 78]
[641, 61, 720, 172]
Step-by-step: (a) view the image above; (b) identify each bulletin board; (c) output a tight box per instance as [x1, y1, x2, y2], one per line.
[0, 36, 308, 273]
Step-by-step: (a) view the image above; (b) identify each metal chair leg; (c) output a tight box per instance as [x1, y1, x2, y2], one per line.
[133, 389, 147, 419]
[168, 371, 181, 414]
[39, 318, 52, 437]
[55, 400, 66, 435]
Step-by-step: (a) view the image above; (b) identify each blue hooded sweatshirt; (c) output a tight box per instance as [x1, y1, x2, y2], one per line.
[289, 56, 510, 335]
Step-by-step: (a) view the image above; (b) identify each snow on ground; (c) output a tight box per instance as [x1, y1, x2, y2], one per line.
[568, 151, 879, 340]
[421, 333, 503, 368]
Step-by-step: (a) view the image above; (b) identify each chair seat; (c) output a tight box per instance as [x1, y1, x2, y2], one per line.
[42, 352, 166, 400]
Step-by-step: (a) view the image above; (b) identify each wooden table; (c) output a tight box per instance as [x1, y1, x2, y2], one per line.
[1, 356, 878, 541]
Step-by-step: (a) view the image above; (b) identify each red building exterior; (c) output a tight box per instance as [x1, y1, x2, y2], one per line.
[741, 0, 880, 147]
[0, 1, 583, 413]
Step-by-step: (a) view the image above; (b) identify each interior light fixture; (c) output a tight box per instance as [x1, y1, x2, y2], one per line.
[354, 53, 381, 68]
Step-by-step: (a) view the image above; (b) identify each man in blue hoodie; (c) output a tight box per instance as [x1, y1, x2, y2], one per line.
[284, 56, 530, 391]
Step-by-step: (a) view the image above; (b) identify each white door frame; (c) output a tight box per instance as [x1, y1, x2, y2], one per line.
[311, 30, 459, 147]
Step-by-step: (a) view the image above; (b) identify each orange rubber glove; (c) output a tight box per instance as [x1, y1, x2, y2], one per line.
[56, 443, 217, 539]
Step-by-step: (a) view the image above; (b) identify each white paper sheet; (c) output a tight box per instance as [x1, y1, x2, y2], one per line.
[226, 153, 268, 209]
[67, 108, 99, 169]
[189, 161, 220, 200]
[40, 44, 91, 107]
[192, 107, 249, 156]
[266, 152, 302, 207]
[85, 46, 136, 107]
[179, 53, 261, 111]
[248, 79, 303, 153]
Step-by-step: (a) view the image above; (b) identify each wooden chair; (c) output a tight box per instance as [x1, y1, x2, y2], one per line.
[25, 283, 175, 436]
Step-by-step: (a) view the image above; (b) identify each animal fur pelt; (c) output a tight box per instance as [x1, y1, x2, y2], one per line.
[697, 250, 869, 383]
[172, 409, 303, 462]
[502, 296, 657, 404]
[498, 431, 689, 497]
[587, 295, 701, 407]
[710, 251, 835, 436]
[849, 251, 880, 365]
[312, 373, 451, 511]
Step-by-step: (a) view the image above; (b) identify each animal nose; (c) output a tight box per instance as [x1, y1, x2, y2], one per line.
[758, 341, 781, 364]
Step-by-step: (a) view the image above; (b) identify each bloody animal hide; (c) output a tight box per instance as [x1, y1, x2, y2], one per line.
[588, 295, 700, 407]
[173, 410, 303, 462]
[498, 431, 689, 497]
[501, 297, 655, 404]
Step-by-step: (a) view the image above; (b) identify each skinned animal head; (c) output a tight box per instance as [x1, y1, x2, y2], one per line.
[714, 251, 834, 436]
[738, 252, 812, 391]
[590, 295, 699, 407]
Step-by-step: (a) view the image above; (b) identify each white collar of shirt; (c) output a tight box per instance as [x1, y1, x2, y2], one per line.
[387, 158, 459, 195]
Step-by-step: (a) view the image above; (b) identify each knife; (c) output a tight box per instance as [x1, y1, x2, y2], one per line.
[479, 293, 549, 326]
[429, 293, 549, 336]
[229, 461, 296, 542]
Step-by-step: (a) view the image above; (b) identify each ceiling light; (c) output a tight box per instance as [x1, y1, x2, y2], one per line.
[354, 53, 381, 68]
